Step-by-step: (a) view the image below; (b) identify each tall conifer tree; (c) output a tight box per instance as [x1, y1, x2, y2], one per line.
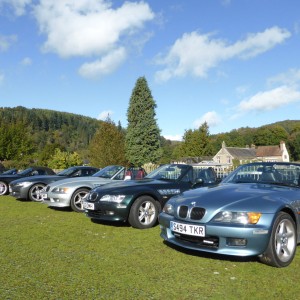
[125, 77, 162, 165]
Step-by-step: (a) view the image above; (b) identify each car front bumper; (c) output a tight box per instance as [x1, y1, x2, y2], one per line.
[10, 186, 29, 199]
[42, 192, 71, 208]
[158, 212, 271, 257]
[84, 201, 130, 222]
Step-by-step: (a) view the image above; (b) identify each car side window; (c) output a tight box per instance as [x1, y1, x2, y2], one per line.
[114, 169, 125, 180]
[181, 168, 193, 183]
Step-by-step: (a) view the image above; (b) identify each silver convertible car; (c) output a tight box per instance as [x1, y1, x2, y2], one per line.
[41, 165, 145, 212]
[159, 162, 300, 268]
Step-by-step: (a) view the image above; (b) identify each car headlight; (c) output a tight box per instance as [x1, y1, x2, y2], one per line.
[212, 211, 261, 224]
[100, 195, 126, 203]
[162, 203, 175, 216]
[52, 187, 70, 194]
[17, 182, 32, 188]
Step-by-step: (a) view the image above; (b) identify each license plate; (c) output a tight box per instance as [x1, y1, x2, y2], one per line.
[83, 201, 94, 210]
[171, 221, 205, 237]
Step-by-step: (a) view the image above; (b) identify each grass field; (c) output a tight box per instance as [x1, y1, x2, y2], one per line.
[1, 195, 300, 300]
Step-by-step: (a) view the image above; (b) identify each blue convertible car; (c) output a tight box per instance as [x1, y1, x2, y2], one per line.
[159, 162, 300, 267]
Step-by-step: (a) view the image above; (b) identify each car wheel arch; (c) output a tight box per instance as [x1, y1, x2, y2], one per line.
[280, 207, 298, 230]
[128, 193, 162, 229]
[70, 187, 91, 212]
[128, 192, 162, 212]
[28, 182, 46, 201]
[267, 206, 298, 229]
[73, 186, 92, 194]
[0, 180, 9, 195]
[260, 210, 297, 267]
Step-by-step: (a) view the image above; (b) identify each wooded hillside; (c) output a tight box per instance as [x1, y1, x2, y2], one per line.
[1, 106, 300, 166]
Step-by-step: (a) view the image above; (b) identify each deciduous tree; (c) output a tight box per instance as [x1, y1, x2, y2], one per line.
[89, 118, 127, 168]
[180, 122, 213, 158]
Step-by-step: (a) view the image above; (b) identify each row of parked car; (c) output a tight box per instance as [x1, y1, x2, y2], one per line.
[2, 161, 300, 268]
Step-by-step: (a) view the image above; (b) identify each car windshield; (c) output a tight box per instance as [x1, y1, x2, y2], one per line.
[2, 168, 18, 175]
[223, 163, 300, 187]
[18, 168, 33, 176]
[57, 167, 77, 176]
[145, 164, 190, 181]
[92, 165, 123, 179]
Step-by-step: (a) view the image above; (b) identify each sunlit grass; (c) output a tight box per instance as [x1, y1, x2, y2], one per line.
[1, 196, 300, 299]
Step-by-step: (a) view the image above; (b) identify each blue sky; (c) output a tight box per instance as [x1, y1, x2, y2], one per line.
[0, 0, 300, 141]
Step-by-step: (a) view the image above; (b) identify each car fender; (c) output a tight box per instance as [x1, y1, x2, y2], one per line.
[274, 205, 300, 243]
[125, 188, 170, 213]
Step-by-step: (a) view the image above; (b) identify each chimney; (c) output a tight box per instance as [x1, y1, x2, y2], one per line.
[280, 141, 286, 151]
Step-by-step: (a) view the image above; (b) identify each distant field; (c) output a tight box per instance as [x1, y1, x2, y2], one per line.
[1, 195, 300, 299]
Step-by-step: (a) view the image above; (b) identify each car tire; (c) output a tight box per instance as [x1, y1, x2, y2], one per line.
[0, 181, 8, 195]
[29, 183, 46, 202]
[70, 188, 89, 212]
[259, 212, 296, 267]
[128, 196, 160, 229]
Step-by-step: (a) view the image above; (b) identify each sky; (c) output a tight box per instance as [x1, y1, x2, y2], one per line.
[0, 0, 300, 141]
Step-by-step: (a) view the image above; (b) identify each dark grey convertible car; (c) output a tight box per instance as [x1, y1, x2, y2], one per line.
[9, 166, 99, 201]
[0, 166, 55, 196]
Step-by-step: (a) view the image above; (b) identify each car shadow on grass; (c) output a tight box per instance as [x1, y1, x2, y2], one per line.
[90, 218, 131, 228]
[15, 198, 31, 202]
[162, 240, 258, 264]
[47, 206, 73, 213]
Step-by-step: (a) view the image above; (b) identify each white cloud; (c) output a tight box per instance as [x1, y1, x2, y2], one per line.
[155, 27, 291, 82]
[21, 57, 32, 66]
[0, 34, 17, 51]
[267, 68, 300, 87]
[221, 0, 231, 6]
[193, 111, 222, 129]
[163, 134, 182, 141]
[235, 85, 249, 96]
[0, 0, 32, 16]
[33, 0, 154, 57]
[31, 0, 154, 78]
[98, 110, 113, 120]
[78, 47, 126, 78]
[237, 85, 300, 113]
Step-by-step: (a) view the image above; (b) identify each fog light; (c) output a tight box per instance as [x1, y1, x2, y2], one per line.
[227, 238, 247, 246]
[106, 211, 115, 215]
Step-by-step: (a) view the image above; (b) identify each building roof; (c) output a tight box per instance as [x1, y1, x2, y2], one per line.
[226, 147, 256, 158]
[256, 145, 282, 157]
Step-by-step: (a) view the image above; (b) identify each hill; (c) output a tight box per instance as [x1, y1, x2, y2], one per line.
[1, 106, 300, 164]
[0, 106, 102, 165]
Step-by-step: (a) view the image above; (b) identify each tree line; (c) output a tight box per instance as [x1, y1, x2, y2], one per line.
[1, 77, 300, 170]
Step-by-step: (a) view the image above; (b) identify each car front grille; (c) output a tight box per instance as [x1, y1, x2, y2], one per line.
[173, 233, 219, 249]
[178, 205, 206, 220]
[86, 210, 105, 218]
[179, 206, 188, 218]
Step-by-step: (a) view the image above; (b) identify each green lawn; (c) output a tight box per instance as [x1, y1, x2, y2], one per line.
[1, 195, 300, 300]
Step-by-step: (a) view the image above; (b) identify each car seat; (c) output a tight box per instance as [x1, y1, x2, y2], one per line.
[124, 170, 133, 180]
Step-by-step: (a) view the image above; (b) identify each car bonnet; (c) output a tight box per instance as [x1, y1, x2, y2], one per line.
[170, 183, 298, 214]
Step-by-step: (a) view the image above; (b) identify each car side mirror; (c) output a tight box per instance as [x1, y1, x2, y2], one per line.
[192, 178, 204, 188]
[196, 178, 204, 184]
